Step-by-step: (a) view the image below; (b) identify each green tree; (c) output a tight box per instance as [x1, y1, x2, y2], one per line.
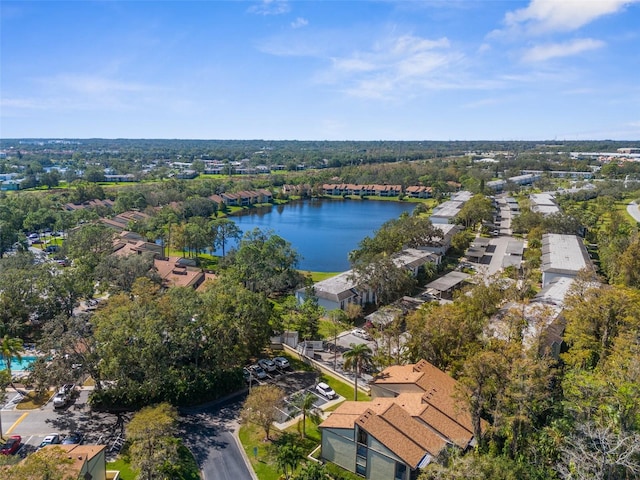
[276, 443, 305, 480]
[32, 313, 103, 393]
[0, 335, 23, 383]
[406, 302, 484, 373]
[349, 213, 442, 264]
[228, 228, 302, 295]
[351, 256, 416, 307]
[95, 252, 160, 294]
[240, 384, 285, 440]
[616, 233, 640, 288]
[456, 348, 507, 443]
[0, 446, 74, 479]
[210, 218, 241, 256]
[198, 277, 274, 368]
[343, 343, 373, 401]
[64, 223, 115, 270]
[184, 216, 212, 257]
[127, 403, 179, 480]
[294, 462, 329, 480]
[456, 194, 493, 229]
[561, 284, 640, 370]
[0, 221, 18, 258]
[292, 392, 320, 439]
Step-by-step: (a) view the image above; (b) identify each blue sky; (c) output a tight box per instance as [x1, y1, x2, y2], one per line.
[1, 0, 639, 140]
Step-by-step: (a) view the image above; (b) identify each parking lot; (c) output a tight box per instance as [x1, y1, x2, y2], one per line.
[305, 329, 378, 388]
[242, 356, 341, 425]
[1, 387, 128, 460]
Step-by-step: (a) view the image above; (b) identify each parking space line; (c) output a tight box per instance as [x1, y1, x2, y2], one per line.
[6, 412, 29, 434]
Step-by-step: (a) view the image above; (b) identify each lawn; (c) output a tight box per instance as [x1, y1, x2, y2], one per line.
[299, 270, 340, 283]
[107, 459, 136, 479]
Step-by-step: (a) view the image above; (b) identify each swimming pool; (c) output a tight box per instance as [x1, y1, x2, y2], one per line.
[0, 355, 37, 372]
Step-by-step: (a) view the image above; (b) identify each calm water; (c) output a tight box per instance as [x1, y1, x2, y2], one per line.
[228, 199, 415, 272]
[1, 355, 37, 372]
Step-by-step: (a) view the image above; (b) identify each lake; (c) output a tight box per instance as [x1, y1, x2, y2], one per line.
[228, 199, 416, 272]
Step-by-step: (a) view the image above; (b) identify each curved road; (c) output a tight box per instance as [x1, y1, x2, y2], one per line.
[627, 201, 640, 223]
[180, 396, 257, 480]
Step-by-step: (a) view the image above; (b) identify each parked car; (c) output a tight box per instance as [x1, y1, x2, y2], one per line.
[258, 358, 277, 372]
[273, 356, 290, 369]
[44, 245, 59, 253]
[242, 367, 253, 383]
[53, 391, 68, 409]
[316, 382, 337, 400]
[38, 434, 61, 449]
[249, 364, 267, 380]
[352, 328, 372, 341]
[0, 435, 21, 455]
[60, 384, 74, 394]
[62, 432, 84, 445]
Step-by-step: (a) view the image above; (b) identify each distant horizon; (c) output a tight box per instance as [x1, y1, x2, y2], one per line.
[3, 137, 639, 143]
[2, 1, 639, 140]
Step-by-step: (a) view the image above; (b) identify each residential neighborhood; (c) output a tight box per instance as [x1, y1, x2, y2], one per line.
[1, 136, 639, 480]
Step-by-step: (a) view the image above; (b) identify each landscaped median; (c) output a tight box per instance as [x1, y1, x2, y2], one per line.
[15, 388, 54, 409]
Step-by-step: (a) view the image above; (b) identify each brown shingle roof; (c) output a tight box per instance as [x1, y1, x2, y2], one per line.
[154, 256, 204, 288]
[355, 408, 432, 468]
[371, 360, 485, 445]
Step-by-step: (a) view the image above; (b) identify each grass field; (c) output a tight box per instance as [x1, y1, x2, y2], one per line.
[298, 270, 340, 283]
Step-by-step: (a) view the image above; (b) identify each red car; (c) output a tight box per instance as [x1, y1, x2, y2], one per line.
[0, 435, 21, 455]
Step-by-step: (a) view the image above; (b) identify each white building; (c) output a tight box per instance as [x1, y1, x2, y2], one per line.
[541, 234, 591, 287]
[530, 193, 560, 216]
[429, 191, 473, 225]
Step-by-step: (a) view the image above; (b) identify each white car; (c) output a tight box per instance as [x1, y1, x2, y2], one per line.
[52, 392, 68, 409]
[352, 328, 372, 341]
[38, 433, 61, 449]
[316, 382, 336, 400]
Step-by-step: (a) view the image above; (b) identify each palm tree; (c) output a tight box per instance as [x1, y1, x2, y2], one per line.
[343, 343, 373, 401]
[276, 443, 304, 480]
[293, 392, 320, 438]
[1, 335, 23, 383]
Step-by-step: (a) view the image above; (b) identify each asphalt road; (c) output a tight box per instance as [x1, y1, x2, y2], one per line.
[180, 395, 257, 480]
[627, 201, 640, 223]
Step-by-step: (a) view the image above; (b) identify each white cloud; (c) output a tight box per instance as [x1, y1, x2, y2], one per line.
[504, 0, 639, 34]
[291, 17, 308, 29]
[522, 38, 605, 62]
[321, 34, 466, 99]
[0, 74, 163, 114]
[477, 43, 491, 54]
[43, 74, 149, 95]
[462, 97, 503, 109]
[248, 0, 290, 16]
